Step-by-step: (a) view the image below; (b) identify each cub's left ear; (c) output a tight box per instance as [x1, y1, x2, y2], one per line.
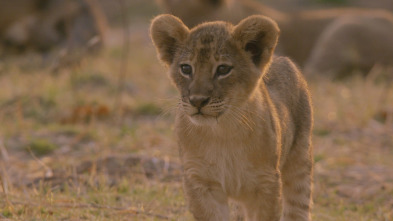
[150, 14, 189, 65]
[232, 15, 280, 68]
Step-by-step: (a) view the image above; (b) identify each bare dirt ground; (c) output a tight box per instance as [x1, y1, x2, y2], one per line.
[1, 2, 393, 220]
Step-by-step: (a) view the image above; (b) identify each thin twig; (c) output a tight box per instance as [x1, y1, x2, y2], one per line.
[0, 163, 9, 198]
[0, 138, 10, 199]
[377, 67, 393, 109]
[379, 67, 393, 127]
[0, 139, 9, 162]
[83, 0, 109, 45]
[113, 0, 130, 124]
[26, 146, 53, 178]
[0, 200, 169, 220]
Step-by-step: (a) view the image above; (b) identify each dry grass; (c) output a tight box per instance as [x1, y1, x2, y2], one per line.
[1, 7, 393, 221]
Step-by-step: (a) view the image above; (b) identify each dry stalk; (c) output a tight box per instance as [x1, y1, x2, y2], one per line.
[113, 0, 130, 124]
[0, 139, 9, 162]
[26, 146, 53, 178]
[83, 0, 109, 46]
[366, 65, 393, 109]
[366, 65, 393, 127]
[365, 64, 383, 85]
[378, 67, 393, 107]
[380, 67, 393, 127]
[0, 138, 10, 204]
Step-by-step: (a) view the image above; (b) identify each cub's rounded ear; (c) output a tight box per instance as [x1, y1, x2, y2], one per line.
[232, 15, 280, 68]
[150, 14, 189, 65]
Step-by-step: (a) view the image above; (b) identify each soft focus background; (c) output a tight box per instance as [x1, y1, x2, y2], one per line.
[0, 0, 392, 220]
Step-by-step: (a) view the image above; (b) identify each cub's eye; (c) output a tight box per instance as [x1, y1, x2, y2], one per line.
[180, 64, 193, 77]
[216, 65, 232, 78]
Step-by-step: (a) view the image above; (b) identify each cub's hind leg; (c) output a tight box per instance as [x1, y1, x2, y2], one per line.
[281, 134, 313, 221]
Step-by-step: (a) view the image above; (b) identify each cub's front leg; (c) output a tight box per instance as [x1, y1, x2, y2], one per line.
[183, 177, 230, 221]
[240, 169, 282, 221]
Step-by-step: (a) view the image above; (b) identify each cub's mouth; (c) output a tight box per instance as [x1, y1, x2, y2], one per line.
[188, 112, 218, 126]
[180, 96, 227, 126]
[187, 108, 227, 126]
[190, 110, 224, 118]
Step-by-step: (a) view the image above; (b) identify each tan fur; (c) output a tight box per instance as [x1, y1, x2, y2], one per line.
[151, 14, 313, 220]
[157, 0, 393, 71]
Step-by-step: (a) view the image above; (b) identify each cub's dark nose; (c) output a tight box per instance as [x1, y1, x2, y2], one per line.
[189, 95, 210, 108]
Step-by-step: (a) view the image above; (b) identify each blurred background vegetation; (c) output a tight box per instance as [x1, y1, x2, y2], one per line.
[0, 0, 392, 220]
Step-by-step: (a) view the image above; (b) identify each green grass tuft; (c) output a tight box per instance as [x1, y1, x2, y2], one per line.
[135, 102, 162, 116]
[27, 138, 58, 156]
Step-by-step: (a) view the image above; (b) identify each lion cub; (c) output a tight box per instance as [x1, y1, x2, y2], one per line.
[151, 14, 313, 221]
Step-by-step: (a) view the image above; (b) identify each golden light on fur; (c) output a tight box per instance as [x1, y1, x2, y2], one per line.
[151, 14, 313, 220]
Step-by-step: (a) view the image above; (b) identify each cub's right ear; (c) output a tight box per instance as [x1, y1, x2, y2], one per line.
[150, 14, 189, 65]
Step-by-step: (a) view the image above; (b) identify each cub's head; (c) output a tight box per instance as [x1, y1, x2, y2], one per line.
[150, 14, 279, 126]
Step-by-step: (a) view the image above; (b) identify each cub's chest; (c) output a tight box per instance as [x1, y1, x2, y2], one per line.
[182, 139, 261, 197]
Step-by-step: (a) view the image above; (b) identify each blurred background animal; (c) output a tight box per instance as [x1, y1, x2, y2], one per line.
[157, 0, 393, 79]
[0, 0, 107, 54]
[257, 0, 393, 12]
[304, 13, 393, 79]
